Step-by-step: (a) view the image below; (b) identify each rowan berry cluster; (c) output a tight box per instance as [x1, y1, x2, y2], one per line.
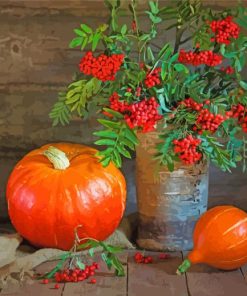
[53, 262, 99, 283]
[79, 51, 124, 81]
[179, 97, 204, 111]
[178, 50, 222, 66]
[125, 97, 163, 132]
[109, 92, 129, 113]
[144, 68, 161, 88]
[109, 94, 162, 132]
[173, 135, 202, 165]
[221, 66, 234, 74]
[134, 252, 153, 264]
[194, 109, 226, 133]
[228, 104, 247, 133]
[210, 16, 240, 45]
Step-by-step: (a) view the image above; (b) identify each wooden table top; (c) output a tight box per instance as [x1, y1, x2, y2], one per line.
[1, 250, 246, 296]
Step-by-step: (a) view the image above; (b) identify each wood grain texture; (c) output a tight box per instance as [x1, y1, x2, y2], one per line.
[128, 251, 188, 296]
[0, 261, 64, 296]
[241, 265, 247, 282]
[184, 254, 247, 296]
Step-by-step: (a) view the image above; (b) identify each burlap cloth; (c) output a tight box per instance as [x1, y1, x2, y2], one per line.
[0, 214, 137, 291]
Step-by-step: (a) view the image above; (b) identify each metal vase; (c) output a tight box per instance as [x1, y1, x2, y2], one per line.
[135, 131, 209, 251]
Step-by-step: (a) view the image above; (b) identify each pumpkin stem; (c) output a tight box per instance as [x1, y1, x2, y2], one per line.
[43, 146, 70, 170]
[176, 259, 191, 275]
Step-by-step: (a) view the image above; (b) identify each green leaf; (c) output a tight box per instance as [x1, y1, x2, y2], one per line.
[92, 33, 101, 51]
[95, 139, 116, 146]
[117, 145, 131, 158]
[121, 24, 127, 35]
[74, 29, 86, 37]
[112, 256, 125, 276]
[76, 260, 85, 270]
[81, 37, 88, 50]
[69, 37, 83, 48]
[147, 46, 155, 62]
[98, 119, 121, 129]
[169, 53, 179, 64]
[149, 1, 159, 14]
[124, 128, 138, 145]
[174, 63, 189, 73]
[100, 157, 111, 167]
[240, 80, 247, 90]
[43, 253, 71, 279]
[113, 150, 122, 167]
[225, 52, 238, 59]
[49, 93, 71, 126]
[158, 44, 170, 59]
[93, 130, 118, 139]
[236, 17, 247, 29]
[77, 240, 99, 250]
[89, 248, 95, 257]
[120, 137, 135, 150]
[99, 243, 123, 253]
[103, 108, 124, 119]
[81, 24, 93, 33]
[101, 253, 112, 269]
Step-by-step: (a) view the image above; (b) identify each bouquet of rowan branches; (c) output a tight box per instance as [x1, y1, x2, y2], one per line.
[50, 0, 247, 172]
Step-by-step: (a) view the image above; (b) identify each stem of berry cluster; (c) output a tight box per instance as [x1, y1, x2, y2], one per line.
[173, 27, 186, 54]
[176, 258, 191, 275]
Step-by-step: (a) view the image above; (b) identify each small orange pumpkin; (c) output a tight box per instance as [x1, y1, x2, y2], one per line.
[6, 143, 126, 250]
[177, 205, 247, 273]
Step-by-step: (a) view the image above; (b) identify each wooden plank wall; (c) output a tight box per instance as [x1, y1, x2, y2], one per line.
[0, 0, 245, 220]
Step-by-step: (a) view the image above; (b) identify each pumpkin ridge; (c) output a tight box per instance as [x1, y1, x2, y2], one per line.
[222, 217, 247, 236]
[204, 207, 237, 233]
[218, 253, 247, 263]
[226, 237, 247, 250]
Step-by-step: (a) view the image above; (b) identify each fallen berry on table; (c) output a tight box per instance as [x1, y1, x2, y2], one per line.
[42, 279, 49, 284]
[54, 284, 60, 289]
[134, 252, 153, 264]
[159, 253, 170, 260]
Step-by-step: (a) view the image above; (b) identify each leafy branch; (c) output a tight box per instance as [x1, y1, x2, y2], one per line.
[42, 224, 125, 280]
[94, 109, 139, 168]
[49, 92, 71, 126]
[200, 134, 237, 172]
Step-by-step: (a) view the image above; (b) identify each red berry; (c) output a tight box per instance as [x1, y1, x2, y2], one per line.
[79, 52, 124, 81]
[144, 68, 161, 88]
[209, 16, 240, 45]
[159, 253, 170, 259]
[90, 278, 97, 284]
[42, 279, 49, 284]
[178, 49, 222, 66]
[54, 284, 60, 289]
[173, 135, 202, 165]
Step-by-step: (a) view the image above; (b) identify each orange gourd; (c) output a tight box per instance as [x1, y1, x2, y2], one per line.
[6, 143, 126, 250]
[177, 205, 247, 274]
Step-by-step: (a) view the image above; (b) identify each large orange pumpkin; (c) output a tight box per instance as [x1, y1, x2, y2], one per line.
[6, 143, 126, 250]
[177, 205, 247, 274]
